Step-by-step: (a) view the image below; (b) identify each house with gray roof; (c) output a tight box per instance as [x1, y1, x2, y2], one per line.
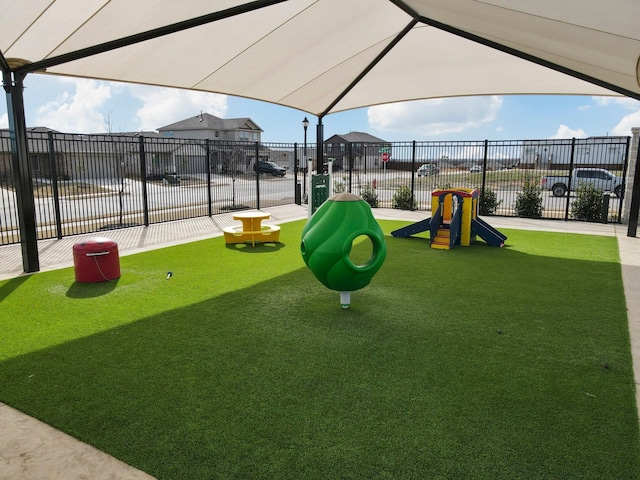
[158, 113, 263, 143]
[324, 132, 391, 171]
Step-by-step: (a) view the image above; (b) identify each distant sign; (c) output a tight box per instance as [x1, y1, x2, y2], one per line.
[379, 146, 391, 154]
[382, 152, 389, 162]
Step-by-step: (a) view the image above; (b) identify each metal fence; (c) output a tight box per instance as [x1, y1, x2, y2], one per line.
[0, 132, 297, 245]
[331, 137, 629, 221]
[0, 132, 630, 246]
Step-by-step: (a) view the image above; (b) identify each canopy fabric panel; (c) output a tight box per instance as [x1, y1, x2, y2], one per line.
[1, 0, 638, 116]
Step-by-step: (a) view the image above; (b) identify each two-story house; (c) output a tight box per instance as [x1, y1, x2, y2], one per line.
[157, 113, 270, 174]
[324, 132, 390, 171]
[158, 113, 263, 143]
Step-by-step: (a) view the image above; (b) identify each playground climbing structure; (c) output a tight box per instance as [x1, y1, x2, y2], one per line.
[391, 188, 506, 249]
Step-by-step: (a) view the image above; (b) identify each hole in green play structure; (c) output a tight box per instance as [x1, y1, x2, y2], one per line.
[349, 234, 374, 268]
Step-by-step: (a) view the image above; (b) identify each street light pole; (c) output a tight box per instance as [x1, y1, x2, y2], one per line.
[302, 116, 309, 197]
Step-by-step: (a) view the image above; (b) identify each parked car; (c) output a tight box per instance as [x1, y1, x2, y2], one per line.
[470, 165, 483, 173]
[417, 163, 439, 176]
[255, 160, 286, 177]
[541, 167, 624, 197]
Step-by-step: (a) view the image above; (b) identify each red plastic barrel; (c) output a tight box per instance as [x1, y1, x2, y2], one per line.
[73, 237, 121, 283]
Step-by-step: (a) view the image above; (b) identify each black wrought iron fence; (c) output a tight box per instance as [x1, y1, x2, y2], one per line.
[0, 131, 630, 246]
[333, 137, 629, 222]
[0, 131, 299, 245]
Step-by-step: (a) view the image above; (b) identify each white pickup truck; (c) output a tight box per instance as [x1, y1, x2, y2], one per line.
[540, 168, 624, 197]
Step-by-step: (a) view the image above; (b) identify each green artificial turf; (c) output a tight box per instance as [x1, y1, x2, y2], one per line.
[0, 220, 638, 479]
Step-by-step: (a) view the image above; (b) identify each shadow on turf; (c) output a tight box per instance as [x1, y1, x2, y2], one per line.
[0, 275, 31, 302]
[225, 241, 285, 253]
[66, 278, 120, 298]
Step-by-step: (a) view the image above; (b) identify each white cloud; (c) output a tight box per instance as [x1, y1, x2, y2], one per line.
[592, 96, 640, 110]
[611, 110, 640, 136]
[367, 96, 503, 137]
[35, 78, 111, 133]
[130, 86, 228, 131]
[0, 113, 7, 129]
[549, 124, 586, 139]
[589, 95, 640, 137]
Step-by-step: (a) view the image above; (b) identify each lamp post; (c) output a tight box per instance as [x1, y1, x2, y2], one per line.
[302, 116, 309, 197]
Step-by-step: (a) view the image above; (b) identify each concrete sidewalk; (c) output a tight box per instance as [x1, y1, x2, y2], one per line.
[1, 205, 638, 479]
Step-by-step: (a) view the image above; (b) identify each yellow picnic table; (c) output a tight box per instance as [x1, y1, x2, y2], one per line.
[223, 211, 281, 246]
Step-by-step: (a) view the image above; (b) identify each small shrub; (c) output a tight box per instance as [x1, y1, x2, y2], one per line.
[437, 182, 452, 190]
[333, 179, 346, 194]
[515, 176, 544, 218]
[571, 183, 603, 221]
[392, 185, 417, 210]
[479, 187, 501, 215]
[361, 186, 379, 208]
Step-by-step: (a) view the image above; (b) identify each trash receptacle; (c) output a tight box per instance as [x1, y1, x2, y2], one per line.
[73, 237, 121, 283]
[601, 192, 611, 224]
[295, 181, 301, 204]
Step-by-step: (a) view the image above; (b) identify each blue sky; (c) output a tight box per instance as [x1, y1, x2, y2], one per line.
[1, 74, 639, 143]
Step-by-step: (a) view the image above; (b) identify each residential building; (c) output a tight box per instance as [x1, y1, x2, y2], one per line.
[158, 113, 263, 143]
[521, 137, 627, 170]
[324, 132, 390, 171]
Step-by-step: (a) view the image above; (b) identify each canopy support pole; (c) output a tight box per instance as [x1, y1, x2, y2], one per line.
[2, 70, 39, 272]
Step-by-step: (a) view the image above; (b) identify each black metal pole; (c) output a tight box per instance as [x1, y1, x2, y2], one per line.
[481, 139, 489, 197]
[316, 117, 324, 174]
[255, 141, 260, 210]
[303, 121, 308, 197]
[348, 142, 353, 193]
[627, 137, 640, 236]
[294, 142, 301, 204]
[565, 137, 576, 221]
[3, 70, 39, 273]
[410, 141, 417, 210]
[138, 135, 149, 226]
[47, 131, 63, 239]
[619, 135, 630, 225]
[206, 139, 212, 216]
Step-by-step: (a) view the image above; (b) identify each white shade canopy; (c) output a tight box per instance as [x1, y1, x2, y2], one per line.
[1, 0, 639, 116]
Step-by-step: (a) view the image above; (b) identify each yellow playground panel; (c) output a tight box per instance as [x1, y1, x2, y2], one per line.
[431, 188, 478, 247]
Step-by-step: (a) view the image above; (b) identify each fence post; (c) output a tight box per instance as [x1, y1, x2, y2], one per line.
[410, 141, 417, 210]
[206, 139, 212, 216]
[255, 141, 260, 210]
[348, 142, 353, 193]
[481, 139, 488, 196]
[618, 135, 631, 223]
[294, 142, 301, 204]
[138, 136, 149, 226]
[626, 128, 640, 236]
[565, 138, 577, 221]
[47, 131, 63, 239]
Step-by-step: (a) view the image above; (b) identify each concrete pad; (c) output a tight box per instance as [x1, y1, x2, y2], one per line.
[616, 234, 640, 421]
[0, 403, 155, 480]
